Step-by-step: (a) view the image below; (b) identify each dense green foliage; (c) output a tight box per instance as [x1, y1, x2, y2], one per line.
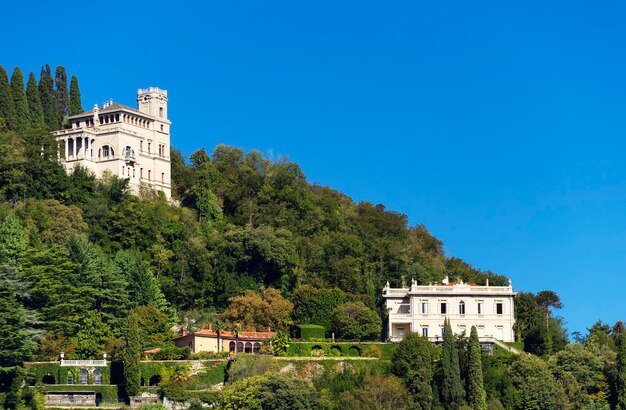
[220, 373, 319, 409]
[391, 332, 432, 409]
[331, 301, 382, 341]
[509, 354, 567, 409]
[3, 67, 626, 409]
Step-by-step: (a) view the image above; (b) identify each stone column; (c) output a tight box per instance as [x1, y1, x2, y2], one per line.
[64, 139, 69, 159]
[84, 137, 88, 159]
[72, 137, 77, 159]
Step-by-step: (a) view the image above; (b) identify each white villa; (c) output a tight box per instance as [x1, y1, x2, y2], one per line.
[53, 87, 172, 199]
[383, 276, 516, 343]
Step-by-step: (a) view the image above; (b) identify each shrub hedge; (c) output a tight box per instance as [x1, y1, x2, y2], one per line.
[297, 325, 326, 340]
[25, 363, 112, 385]
[505, 341, 525, 352]
[286, 342, 395, 359]
[38, 384, 121, 403]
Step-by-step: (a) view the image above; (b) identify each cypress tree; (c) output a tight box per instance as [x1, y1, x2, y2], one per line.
[10, 67, 31, 132]
[467, 326, 487, 410]
[69, 75, 83, 115]
[617, 332, 626, 409]
[39, 65, 59, 130]
[123, 311, 141, 397]
[442, 318, 465, 409]
[54, 66, 68, 121]
[0, 65, 17, 130]
[26, 72, 44, 127]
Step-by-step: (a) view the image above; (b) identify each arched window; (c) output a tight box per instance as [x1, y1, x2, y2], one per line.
[159, 107, 163, 118]
[79, 369, 89, 385]
[67, 372, 74, 384]
[459, 300, 465, 315]
[237, 342, 243, 353]
[253, 343, 261, 354]
[93, 369, 102, 385]
[101, 145, 114, 158]
[229, 341, 236, 352]
[42, 374, 55, 384]
[245, 342, 252, 353]
[124, 146, 135, 158]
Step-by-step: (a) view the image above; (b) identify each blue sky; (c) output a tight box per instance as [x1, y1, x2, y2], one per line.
[4, 1, 626, 334]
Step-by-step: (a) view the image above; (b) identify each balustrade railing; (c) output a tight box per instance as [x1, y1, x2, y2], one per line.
[60, 359, 107, 367]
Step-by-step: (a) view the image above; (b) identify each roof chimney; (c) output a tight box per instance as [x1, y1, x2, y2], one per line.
[486, 278, 490, 287]
[181, 325, 187, 336]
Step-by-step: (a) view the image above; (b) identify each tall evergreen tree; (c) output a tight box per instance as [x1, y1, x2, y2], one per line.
[114, 250, 176, 324]
[54, 66, 68, 121]
[69, 75, 83, 116]
[442, 318, 465, 409]
[467, 326, 487, 410]
[0, 65, 17, 130]
[10, 68, 30, 132]
[38, 65, 59, 130]
[26, 72, 44, 127]
[617, 332, 626, 409]
[123, 310, 141, 397]
[67, 236, 130, 335]
[0, 264, 39, 367]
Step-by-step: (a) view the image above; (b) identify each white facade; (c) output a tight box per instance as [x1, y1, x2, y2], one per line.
[53, 87, 171, 199]
[383, 277, 516, 343]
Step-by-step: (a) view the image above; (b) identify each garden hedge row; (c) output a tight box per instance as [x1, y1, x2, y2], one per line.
[286, 342, 395, 359]
[296, 325, 326, 340]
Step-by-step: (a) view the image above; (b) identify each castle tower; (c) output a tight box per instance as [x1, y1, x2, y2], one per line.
[137, 87, 168, 119]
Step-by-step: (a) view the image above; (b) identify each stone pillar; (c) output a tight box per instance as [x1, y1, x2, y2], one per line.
[72, 138, 77, 159]
[64, 139, 69, 159]
[84, 137, 88, 159]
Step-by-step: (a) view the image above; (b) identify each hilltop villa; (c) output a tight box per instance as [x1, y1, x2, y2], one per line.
[383, 276, 516, 343]
[53, 87, 172, 199]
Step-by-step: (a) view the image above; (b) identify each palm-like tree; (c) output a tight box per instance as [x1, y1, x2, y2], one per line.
[214, 320, 225, 354]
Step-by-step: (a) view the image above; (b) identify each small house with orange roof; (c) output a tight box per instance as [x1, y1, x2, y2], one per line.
[173, 324, 274, 354]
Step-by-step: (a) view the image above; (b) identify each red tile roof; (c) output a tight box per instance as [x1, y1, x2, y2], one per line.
[181, 329, 274, 340]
